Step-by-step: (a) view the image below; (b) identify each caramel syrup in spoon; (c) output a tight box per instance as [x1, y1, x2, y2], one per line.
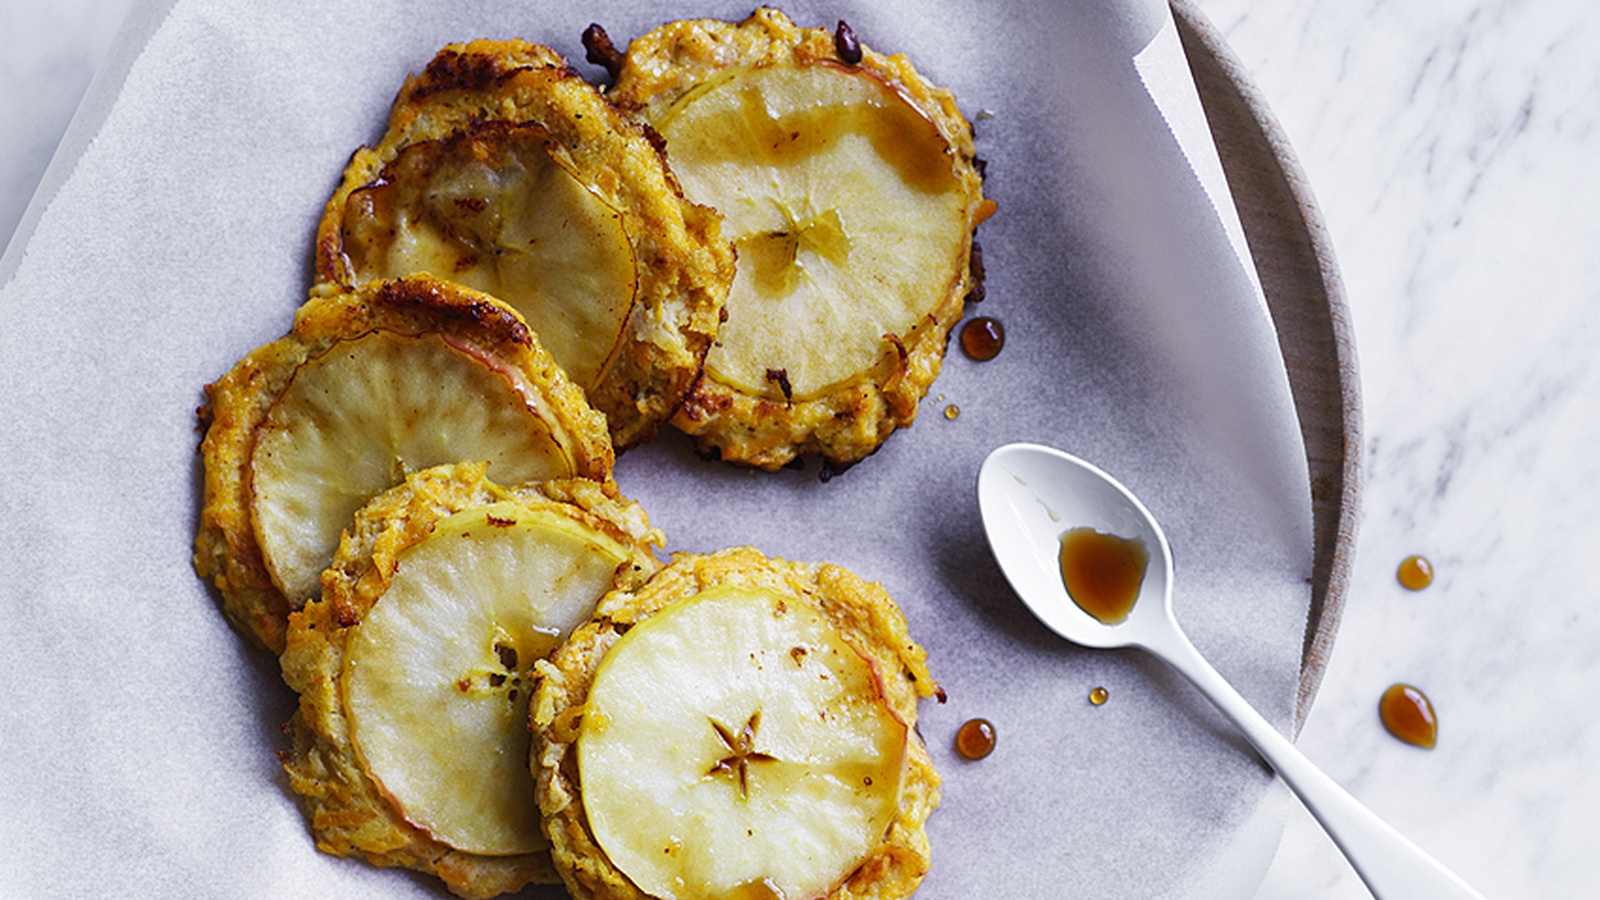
[1057, 527, 1150, 624]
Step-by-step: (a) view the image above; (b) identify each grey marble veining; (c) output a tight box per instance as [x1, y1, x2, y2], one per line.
[1200, 1, 1600, 897]
[4, 0, 1596, 897]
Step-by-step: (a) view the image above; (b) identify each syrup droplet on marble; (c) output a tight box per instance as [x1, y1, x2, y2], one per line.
[1379, 683, 1438, 749]
[1088, 686, 1109, 706]
[1398, 555, 1433, 590]
[943, 403, 960, 420]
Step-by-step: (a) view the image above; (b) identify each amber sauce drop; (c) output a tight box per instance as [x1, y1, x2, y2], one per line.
[1088, 686, 1109, 706]
[1397, 555, 1434, 590]
[1058, 528, 1150, 625]
[955, 718, 996, 760]
[1379, 683, 1438, 749]
[960, 317, 1005, 361]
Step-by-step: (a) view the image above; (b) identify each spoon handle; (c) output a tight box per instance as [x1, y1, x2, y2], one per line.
[1142, 625, 1486, 900]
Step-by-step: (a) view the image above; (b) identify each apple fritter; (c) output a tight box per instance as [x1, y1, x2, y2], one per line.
[607, 10, 991, 471]
[315, 39, 735, 450]
[194, 274, 613, 653]
[532, 546, 941, 900]
[279, 462, 662, 899]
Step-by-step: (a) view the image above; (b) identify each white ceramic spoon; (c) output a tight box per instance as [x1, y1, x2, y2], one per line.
[977, 442, 1485, 900]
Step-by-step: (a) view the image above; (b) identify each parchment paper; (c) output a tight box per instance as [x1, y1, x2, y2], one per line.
[0, 0, 1313, 896]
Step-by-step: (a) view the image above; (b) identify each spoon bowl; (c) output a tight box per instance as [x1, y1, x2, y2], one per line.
[977, 442, 1174, 650]
[977, 442, 1485, 900]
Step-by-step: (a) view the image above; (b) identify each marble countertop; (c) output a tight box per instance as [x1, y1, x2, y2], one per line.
[4, 1, 1593, 897]
[1206, 1, 1600, 896]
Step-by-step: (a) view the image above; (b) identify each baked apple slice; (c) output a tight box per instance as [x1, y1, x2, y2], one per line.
[280, 463, 662, 898]
[609, 11, 991, 470]
[533, 547, 942, 900]
[194, 274, 613, 652]
[579, 584, 906, 900]
[336, 122, 639, 393]
[317, 40, 734, 450]
[343, 502, 636, 855]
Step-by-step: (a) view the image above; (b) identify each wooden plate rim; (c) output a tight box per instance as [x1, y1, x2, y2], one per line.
[1170, 0, 1363, 732]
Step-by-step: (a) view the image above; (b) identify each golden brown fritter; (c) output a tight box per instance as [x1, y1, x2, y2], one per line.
[280, 462, 662, 900]
[194, 274, 613, 652]
[608, 10, 991, 470]
[532, 546, 941, 900]
[314, 39, 735, 450]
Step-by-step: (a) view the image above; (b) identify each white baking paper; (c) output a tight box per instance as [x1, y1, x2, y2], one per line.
[0, 0, 1313, 897]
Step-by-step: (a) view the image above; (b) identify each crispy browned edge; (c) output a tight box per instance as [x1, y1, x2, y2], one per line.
[192, 274, 614, 653]
[531, 546, 942, 900]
